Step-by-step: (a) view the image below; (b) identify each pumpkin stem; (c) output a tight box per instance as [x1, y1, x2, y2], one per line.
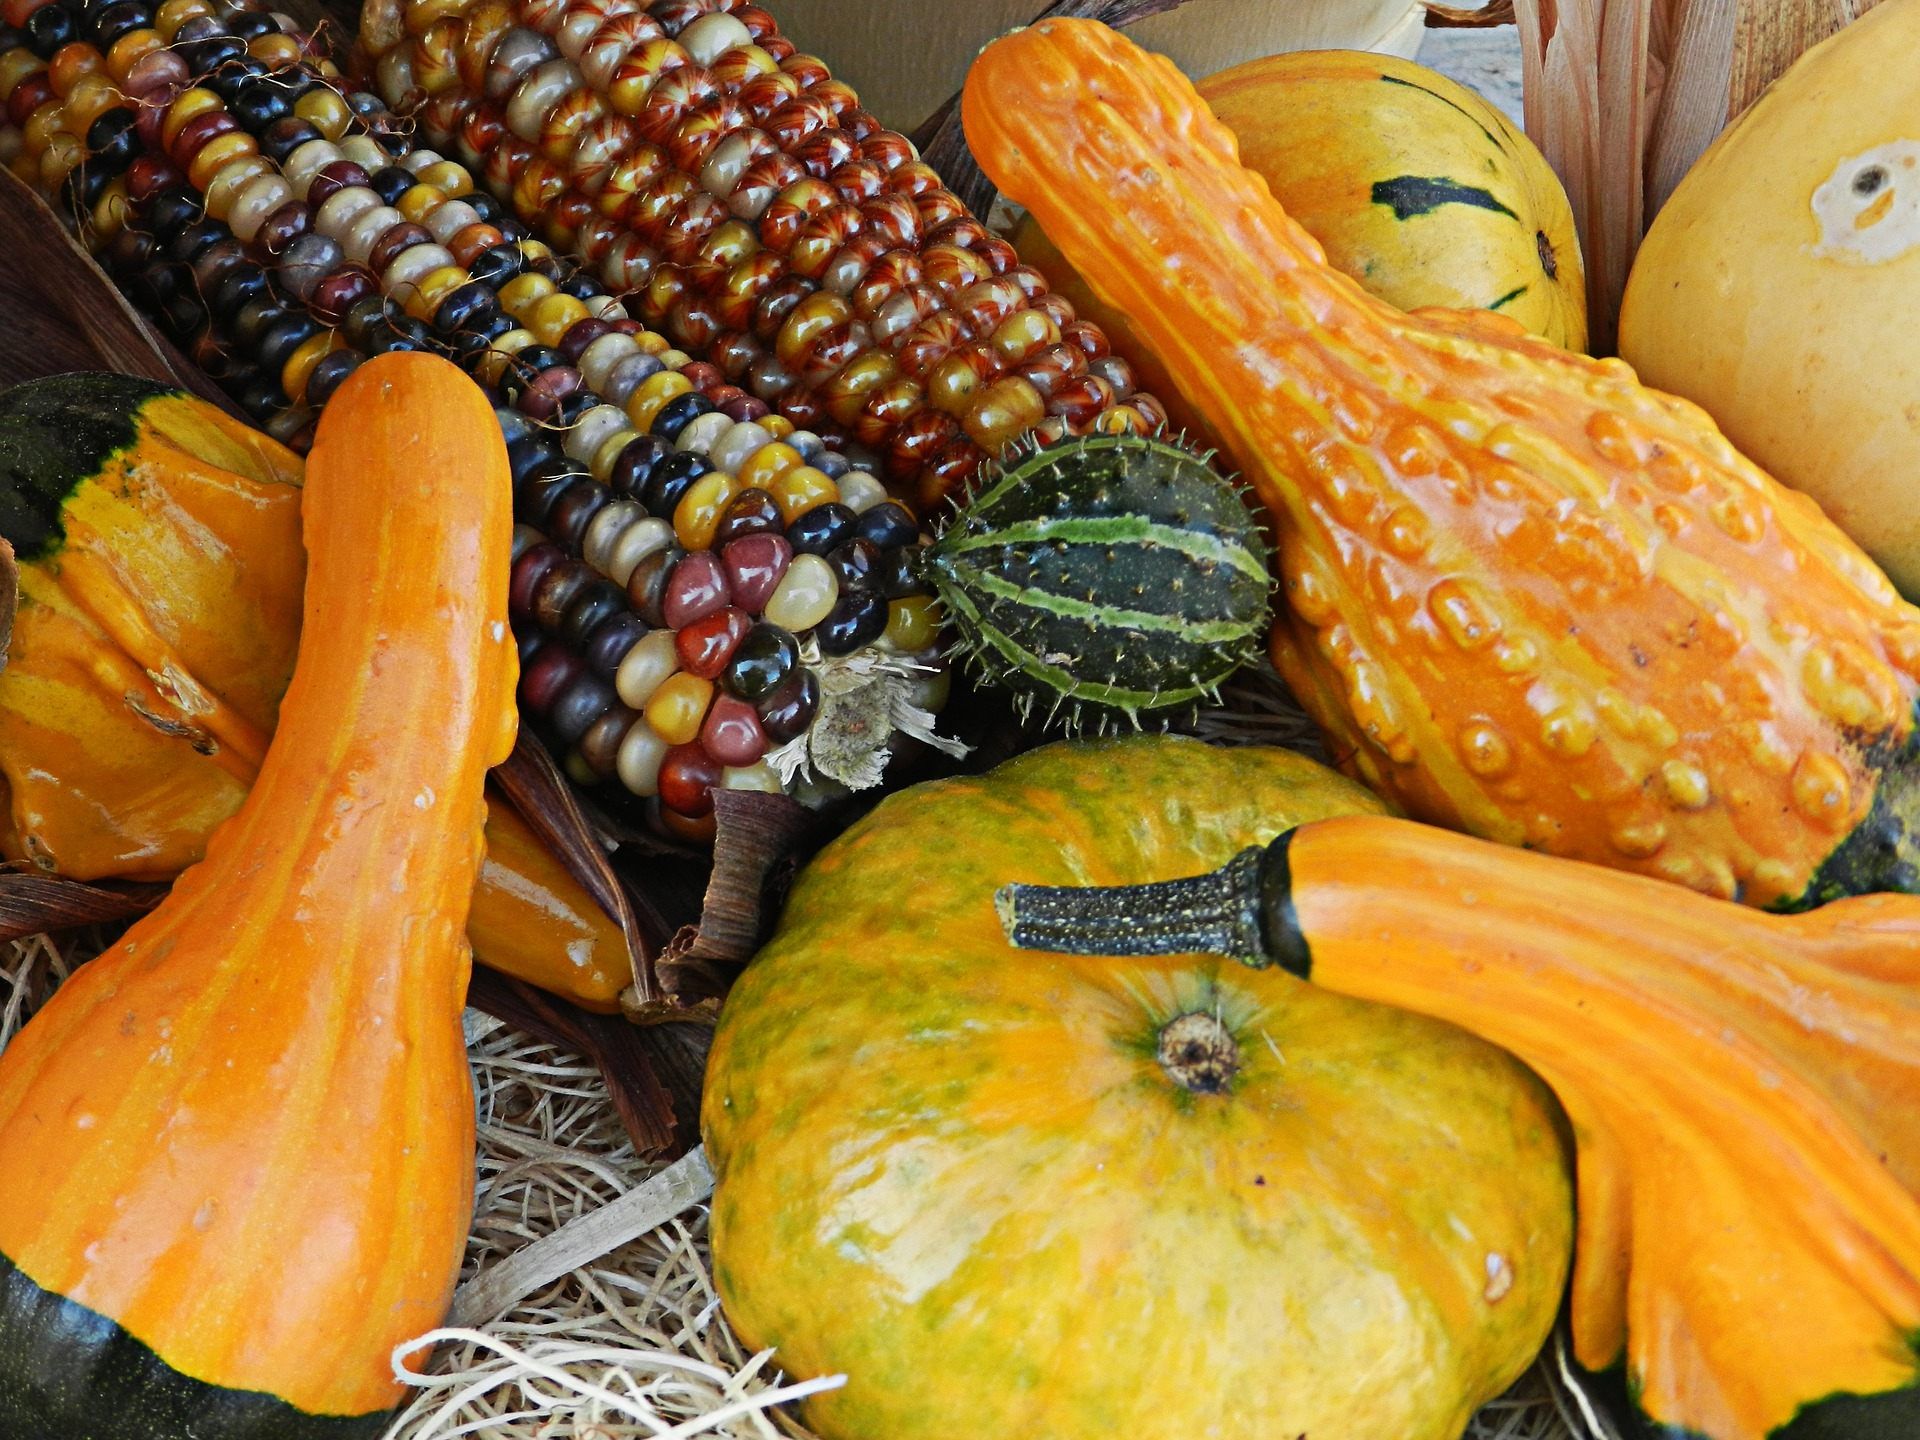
[994, 839, 1306, 972]
[1155, 1011, 1240, 1094]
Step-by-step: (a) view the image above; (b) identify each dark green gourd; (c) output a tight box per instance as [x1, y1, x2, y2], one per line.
[926, 434, 1272, 731]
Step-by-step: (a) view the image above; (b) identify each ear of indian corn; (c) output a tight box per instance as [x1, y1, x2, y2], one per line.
[0, 0, 950, 834]
[357, 0, 1170, 512]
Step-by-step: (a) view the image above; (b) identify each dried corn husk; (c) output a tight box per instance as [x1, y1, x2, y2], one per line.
[1513, 0, 1886, 349]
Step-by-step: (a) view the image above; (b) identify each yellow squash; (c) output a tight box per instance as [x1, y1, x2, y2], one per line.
[705, 737, 1573, 1440]
[1620, 0, 1920, 597]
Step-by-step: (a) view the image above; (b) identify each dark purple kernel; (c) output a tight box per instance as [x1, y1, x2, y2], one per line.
[521, 641, 585, 713]
[577, 702, 639, 778]
[713, 488, 783, 546]
[559, 578, 629, 652]
[369, 164, 416, 205]
[253, 199, 313, 260]
[532, 557, 596, 634]
[721, 623, 797, 703]
[303, 349, 361, 409]
[582, 610, 649, 677]
[649, 391, 712, 442]
[557, 316, 613, 364]
[509, 435, 566, 488]
[755, 665, 821, 743]
[825, 537, 880, 592]
[610, 434, 671, 501]
[641, 450, 710, 517]
[854, 500, 919, 549]
[625, 544, 683, 628]
[875, 543, 925, 600]
[549, 478, 613, 552]
[366, 220, 431, 275]
[785, 501, 855, 557]
[305, 160, 372, 208]
[550, 672, 619, 745]
[551, 388, 601, 429]
[661, 550, 731, 629]
[517, 365, 584, 423]
[259, 115, 323, 164]
[509, 542, 567, 619]
[815, 589, 888, 656]
[516, 460, 585, 530]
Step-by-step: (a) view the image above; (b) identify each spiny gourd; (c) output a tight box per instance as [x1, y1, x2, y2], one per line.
[924, 434, 1272, 733]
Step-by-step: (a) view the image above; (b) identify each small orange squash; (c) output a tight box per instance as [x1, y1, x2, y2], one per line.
[963, 20, 1920, 911]
[0, 352, 517, 1435]
[1003, 815, 1920, 1440]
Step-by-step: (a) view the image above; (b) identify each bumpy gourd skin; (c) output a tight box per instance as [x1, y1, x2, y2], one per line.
[704, 737, 1572, 1440]
[963, 20, 1920, 909]
[0, 352, 519, 1434]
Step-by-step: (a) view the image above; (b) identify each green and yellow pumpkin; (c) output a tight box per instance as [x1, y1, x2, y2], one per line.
[703, 736, 1573, 1440]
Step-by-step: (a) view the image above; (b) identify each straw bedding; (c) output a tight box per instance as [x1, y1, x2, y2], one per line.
[1, 930, 1578, 1440]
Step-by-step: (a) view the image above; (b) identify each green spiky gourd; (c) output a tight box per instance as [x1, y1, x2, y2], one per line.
[927, 434, 1272, 730]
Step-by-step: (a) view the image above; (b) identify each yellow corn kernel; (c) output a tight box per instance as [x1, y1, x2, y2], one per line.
[625, 370, 694, 433]
[964, 375, 1047, 452]
[201, 154, 272, 219]
[495, 270, 557, 318]
[634, 329, 669, 357]
[591, 426, 642, 482]
[769, 465, 839, 524]
[0, 51, 45, 103]
[105, 28, 164, 83]
[246, 31, 306, 69]
[396, 181, 447, 226]
[990, 306, 1061, 363]
[154, 0, 215, 40]
[736, 440, 802, 491]
[673, 471, 742, 552]
[88, 176, 131, 245]
[293, 86, 354, 139]
[159, 87, 224, 144]
[415, 160, 473, 194]
[186, 131, 259, 193]
[882, 595, 942, 654]
[281, 330, 341, 405]
[645, 672, 714, 747]
[476, 327, 536, 386]
[526, 291, 591, 348]
[37, 132, 83, 190]
[928, 353, 985, 417]
[760, 414, 794, 440]
[406, 264, 470, 322]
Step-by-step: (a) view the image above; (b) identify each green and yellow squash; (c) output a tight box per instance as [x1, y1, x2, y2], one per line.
[704, 737, 1573, 1440]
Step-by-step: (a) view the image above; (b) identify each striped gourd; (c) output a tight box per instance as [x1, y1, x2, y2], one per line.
[926, 434, 1270, 729]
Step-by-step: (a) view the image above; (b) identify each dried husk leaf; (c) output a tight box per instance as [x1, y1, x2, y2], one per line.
[0, 167, 238, 408]
[0, 873, 163, 940]
[466, 966, 706, 1161]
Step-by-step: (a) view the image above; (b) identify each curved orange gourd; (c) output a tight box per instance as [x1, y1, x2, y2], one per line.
[963, 20, 1920, 909]
[0, 352, 517, 1435]
[1271, 817, 1920, 1440]
[0, 372, 627, 1009]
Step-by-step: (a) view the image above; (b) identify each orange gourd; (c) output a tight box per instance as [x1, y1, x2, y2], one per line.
[0, 352, 516, 1435]
[963, 20, 1920, 910]
[0, 372, 628, 1009]
[1002, 814, 1920, 1440]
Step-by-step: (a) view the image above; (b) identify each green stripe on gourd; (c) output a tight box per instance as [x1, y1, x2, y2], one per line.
[926, 434, 1272, 731]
